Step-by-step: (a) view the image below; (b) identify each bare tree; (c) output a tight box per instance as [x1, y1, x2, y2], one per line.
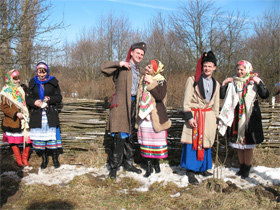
[247, 9, 280, 98]
[169, 0, 224, 64]
[0, 0, 65, 86]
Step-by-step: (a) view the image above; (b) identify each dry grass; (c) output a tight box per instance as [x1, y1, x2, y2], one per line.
[1, 147, 280, 210]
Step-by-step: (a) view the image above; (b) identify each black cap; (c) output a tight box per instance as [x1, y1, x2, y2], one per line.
[201, 51, 217, 66]
[131, 42, 147, 53]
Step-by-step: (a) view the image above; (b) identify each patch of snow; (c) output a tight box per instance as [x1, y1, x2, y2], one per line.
[17, 163, 280, 191]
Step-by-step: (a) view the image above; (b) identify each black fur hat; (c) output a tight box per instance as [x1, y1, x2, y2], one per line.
[201, 51, 217, 66]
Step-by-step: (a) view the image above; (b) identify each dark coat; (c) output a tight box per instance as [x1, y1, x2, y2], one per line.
[26, 77, 62, 128]
[135, 78, 171, 132]
[100, 61, 145, 134]
[220, 81, 269, 144]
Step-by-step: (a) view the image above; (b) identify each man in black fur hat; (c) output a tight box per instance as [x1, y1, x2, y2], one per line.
[180, 51, 220, 184]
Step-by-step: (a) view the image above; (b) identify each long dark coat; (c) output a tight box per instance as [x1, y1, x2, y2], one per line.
[101, 61, 145, 134]
[220, 81, 269, 144]
[26, 78, 62, 128]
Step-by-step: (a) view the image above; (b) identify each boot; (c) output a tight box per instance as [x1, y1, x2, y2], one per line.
[200, 170, 213, 177]
[123, 137, 142, 174]
[144, 159, 153, 178]
[52, 149, 60, 168]
[236, 163, 245, 176]
[22, 146, 31, 166]
[241, 164, 251, 179]
[109, 169, 117, 179]
[153, 159, 161, 173]
[186, 170, 199, 185]
[108, 133, 125, 178]
[11, 145, 23, 167]
[41, 149, 49, 169]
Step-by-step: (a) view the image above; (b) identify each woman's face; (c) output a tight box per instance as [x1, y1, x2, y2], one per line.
[145, 63, 155, 75]
[37, 68, 47, 80]
[13, 75, 20, 85]
[236, 64, 246, 78]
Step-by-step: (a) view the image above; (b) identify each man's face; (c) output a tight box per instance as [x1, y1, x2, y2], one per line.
[202, 62, 216, 78]
[130, 48, 144, 64]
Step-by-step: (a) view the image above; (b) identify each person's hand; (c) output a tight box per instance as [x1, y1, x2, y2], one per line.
[252, 76, 261, 84]
[144, 75, 153, 84]
[43, 96, 50, 102]
[34, 100, 42, 107]
[222, 77, 233, 86]
[120, 61, 131, 70]
[188, 119, 197, 128]
[16, 112, 23, 119]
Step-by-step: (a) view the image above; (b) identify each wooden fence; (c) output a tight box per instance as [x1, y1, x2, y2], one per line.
[0, 100, 279, 155]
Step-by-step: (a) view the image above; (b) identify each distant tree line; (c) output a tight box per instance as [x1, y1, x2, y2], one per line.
[1, 0, 279, 106]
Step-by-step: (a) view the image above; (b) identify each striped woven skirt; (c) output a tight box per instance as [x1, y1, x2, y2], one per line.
[30, 110, 62, 150]
[137, 119, 168, 159]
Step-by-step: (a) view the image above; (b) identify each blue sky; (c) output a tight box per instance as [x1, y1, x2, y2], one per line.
[48, 0, 280, 43]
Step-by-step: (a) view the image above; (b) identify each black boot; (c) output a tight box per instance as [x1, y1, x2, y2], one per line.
[200, 170, 213, 177]
[41, 149, 49, 169]
[241, 164, 251, 179]
[144, 159, 153, 178]
[52, 149, 60, 168]
[153, 159, 161, 173]
[108, 133, 125, 178]
[236, 163, 245, 176]
[109, 169, 117, 179]
[123, 137, 142, 174]
[186, 170, 199, 185]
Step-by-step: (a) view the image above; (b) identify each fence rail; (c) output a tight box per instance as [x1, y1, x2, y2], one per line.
[1, 100, 279, 153]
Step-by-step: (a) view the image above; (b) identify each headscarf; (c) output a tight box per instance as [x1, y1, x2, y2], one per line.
[139, 60, 165, 119]
[233, 60, 258, 143]
[0, 70, 30, 143]
[34, 62, 55, 100]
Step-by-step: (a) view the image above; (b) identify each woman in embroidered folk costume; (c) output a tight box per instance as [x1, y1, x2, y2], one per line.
[136, 60, 171, 178]
[26, 62, 63, 169]
[1, 70, 32, 167]
[219, 60, 269, 179]
[180, 51, 220, 185]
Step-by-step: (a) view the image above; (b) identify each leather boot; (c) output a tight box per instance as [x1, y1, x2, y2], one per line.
[144, 159, 153, 178]
[236, 163, 245, 176]
[108, 133, 125, 178]
[241, 164, 251, 179]
[52, 149, 60, 168]
[41, 149, 49, 169]
[11, 145, 23, 167]
[22, 146, 31, 166]
[123, 137, 142, 174]
[186, 170, 199, 185]
[109, 169, 117, 179]
[153, 159, 161, 173]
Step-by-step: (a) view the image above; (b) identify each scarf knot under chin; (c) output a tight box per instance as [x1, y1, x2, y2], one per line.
[138, 74, 165, 120]
[33, 75, 55, 100]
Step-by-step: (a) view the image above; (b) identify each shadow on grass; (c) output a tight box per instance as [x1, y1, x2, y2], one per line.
[0, 145, 33, 208]
[26, 200, 75, 210]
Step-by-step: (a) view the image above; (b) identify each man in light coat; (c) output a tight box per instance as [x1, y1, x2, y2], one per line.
[101, 42, 147, 179]
[180, 51, 220, 184]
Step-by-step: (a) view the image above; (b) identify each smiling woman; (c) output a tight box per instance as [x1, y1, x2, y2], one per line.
[0, 69, 32, 167]
[26, 61, 63, 170]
